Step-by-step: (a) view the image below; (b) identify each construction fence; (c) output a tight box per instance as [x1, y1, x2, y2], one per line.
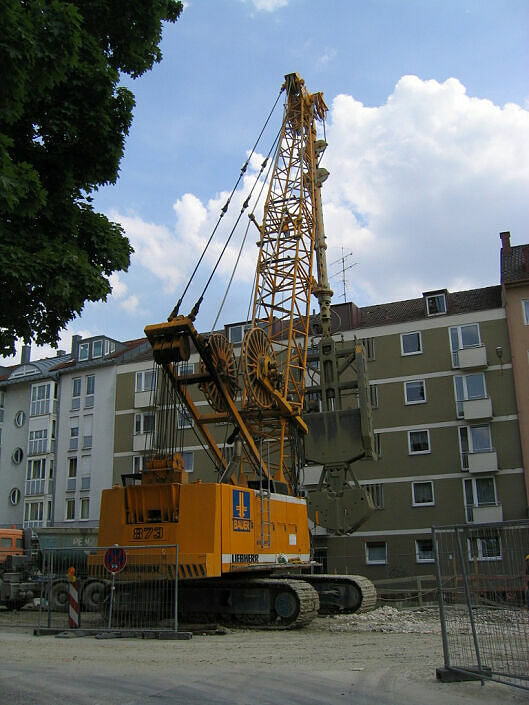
[433, 519, 529, 691]
[0, 544, 182, 635]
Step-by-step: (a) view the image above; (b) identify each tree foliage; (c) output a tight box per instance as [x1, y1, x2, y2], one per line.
[0, 0, 182, 356]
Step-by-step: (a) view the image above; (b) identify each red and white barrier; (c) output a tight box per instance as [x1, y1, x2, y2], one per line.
[67, 566, 79, 629]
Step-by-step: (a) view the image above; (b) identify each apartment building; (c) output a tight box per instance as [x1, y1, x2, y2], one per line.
[0, 335, 147, 529]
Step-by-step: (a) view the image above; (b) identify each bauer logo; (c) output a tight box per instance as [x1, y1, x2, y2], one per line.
[232, 489, 252, 532]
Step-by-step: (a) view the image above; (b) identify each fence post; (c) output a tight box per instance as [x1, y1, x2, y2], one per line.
[433, 527, 451, 669]
[174, 544, 179, 634]
[455, 527, 484, 677]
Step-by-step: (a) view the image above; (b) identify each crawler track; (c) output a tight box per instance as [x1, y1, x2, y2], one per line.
[302, 574, 377, 614]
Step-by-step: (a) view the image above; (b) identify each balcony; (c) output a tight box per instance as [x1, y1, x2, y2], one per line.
[134, 391, 151, 409]
[457, 345, 487, 369]
[468, 503, 503, 523]
[467, 449, 498, 473]
[25, 479, 46, 496]
[463, 397, 493, 420]
[133, 432, 153, 453]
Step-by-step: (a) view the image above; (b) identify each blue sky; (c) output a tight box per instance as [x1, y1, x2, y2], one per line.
[4, 0, 529, 363]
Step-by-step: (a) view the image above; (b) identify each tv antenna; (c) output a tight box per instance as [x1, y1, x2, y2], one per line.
[328, 248, 357, 302]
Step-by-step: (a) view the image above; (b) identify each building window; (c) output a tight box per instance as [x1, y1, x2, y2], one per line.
[104, 339, 116, 356]
[133, 455, 145, 473]
[412, 481, 434, 506]
[80, 476, 91, 490]
[134, 413, 155, 435]
[463, 476, 497, 522]
[467, 535, 502, 561]
[369, 384, 379, 409]
[182, 450, 194, 473]
[136, 369, 157, 392]
[72, 378, 81, 410]
[361, 337, 376, 361]
[364, 483, 384, 509]
[14, 410, 26, 427]
[522, 299, 529, 325]
[65, 499, 75, 521]
[425, 292, 447, 316]
[374, 433, 382, 459]
[30, 382, 51, 416]
[26, 458, 46, 495]
[177, 406, 193, 429]
[12, 447, 24, 464]
[228, 324, 245, 344]
[365, 541, 387, 565]
[80, 498, 90, 520]
[69, 421, 79, 451]
[29, 429, 48, 455]
[408, 429, 430, 455]
[416, 539, 434, 563]
[24, 501, 43, 525]
[458, 424, 492, 470]
[82, 415, 93, 450]
[449, 324, 481, 367]
[454, 373, 486, 418]
[67, 457, 77, 491]
[9, 488, 21, 506]
[404, 380, 426, 405]
[92, 340, 103, 358]
[401, 331, 422, 356]
[85, 375, 95, 408]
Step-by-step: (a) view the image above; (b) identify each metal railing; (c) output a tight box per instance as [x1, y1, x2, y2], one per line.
[433, 519, 529, 691]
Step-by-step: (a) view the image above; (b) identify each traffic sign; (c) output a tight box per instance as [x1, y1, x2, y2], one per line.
[104, 546, 127, 574]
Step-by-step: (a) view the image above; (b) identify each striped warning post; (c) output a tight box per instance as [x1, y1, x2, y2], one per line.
[67, 566, 79, 629]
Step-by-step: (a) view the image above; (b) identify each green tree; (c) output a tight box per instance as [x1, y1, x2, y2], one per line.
[0, 0, 182, 357]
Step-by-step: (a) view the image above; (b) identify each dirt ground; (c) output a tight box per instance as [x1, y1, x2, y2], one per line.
[1, 606, 527, 704]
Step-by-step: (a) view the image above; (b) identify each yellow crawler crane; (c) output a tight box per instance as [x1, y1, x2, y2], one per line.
[97, 73, 377, 628]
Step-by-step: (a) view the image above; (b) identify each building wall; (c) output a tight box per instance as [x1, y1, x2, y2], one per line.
[0, 383, 31, 526]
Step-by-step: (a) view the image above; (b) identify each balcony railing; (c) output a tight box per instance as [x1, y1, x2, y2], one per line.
[25, 479, 45, 495]
[466, 503, 503, 523]
[462, 397, 493, 420]
[453, 345, 488, 369]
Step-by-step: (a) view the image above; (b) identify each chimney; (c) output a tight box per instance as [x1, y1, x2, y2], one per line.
[56, 349, 66, 357]
[71, 335, 82, 359]
[500, 231, 511, 254]
[21, 345, 31, 364]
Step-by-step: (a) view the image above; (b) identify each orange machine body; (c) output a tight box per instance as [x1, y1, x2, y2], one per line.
[97, 481, 311, 579]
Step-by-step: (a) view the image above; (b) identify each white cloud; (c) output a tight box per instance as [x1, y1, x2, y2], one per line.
[242, 0, 289, 11]
[318, 48, 337, 66]
[109, 273, 128, 299]
[110, 76, 529, 318]
[322, 75, 529, 304]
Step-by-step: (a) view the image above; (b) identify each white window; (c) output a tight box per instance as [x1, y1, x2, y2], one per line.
[404, 380, 426, 404]
[65, 498, 75, 521]
[24, 501, 43, 524]
[80, 455, 91, 490]
[104, 339, 116, 355]
[408, 429, 430, 455]
[78, 342, 89, 360]
[454, 373, 486, 417]
[182, 450, 194, 473]
[416, 539, 434, 563]
[9, 488, 21, 506]
[67, 457, 77, 491]
[29, 429, 48, 455]
[228, 325, 244, 344]
[30, 382, 51, 416]
[463, 476, 497, 521]
[364, 483, 384, 509]
[82, 415, 93, 449]
[459, 424, 492, 470]
[26, 458, 46, 495]
[133, 455, 145, 473]
[14, 410, 26, 427]
[69, 420, 79, 451]
[177, 406, 193, 429]
[401, 331, 422, 355]
[370, 384, 379, 409]
[425, 293, 447, 316]
[80, 476, 91, 490]
[85, 375, 95, 408]
[361, 337, 376, 361]
[449, 324, 481, 367]
[412, 481, 434, 506]
[365, 541, 387, 565]
[80, 498, 90, 520]
[467, 535, 502, 561]
[135, 413, 155, 435]
[92, 340, 103, 358]
[522, 299, 529, 325]
[72, 378, 81, 410]
[136, 369, 157, 392]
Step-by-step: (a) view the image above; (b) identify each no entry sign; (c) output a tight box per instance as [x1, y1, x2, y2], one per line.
[104, 546, 127, 574]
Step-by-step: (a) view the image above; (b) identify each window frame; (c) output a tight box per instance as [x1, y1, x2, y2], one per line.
[65, 498, 76, 521]
[411, 480, 435, 507]
[365, 541, 387, 565]
[415, 538, 435, 563]
[522, 299, 529, 325]
[78, 343, 89, 361]
[404, 379, 427, 405]
[425, 293, 447, 316]
[400, 331, 423, 356]
[408, 429, 431, 455]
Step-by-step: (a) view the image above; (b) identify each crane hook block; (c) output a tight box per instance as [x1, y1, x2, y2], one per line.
[145, 318, 191, 365]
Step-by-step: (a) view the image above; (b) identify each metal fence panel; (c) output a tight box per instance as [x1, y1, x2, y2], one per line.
[433, 520, 529, 691]
[0, 545, 179, 634]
